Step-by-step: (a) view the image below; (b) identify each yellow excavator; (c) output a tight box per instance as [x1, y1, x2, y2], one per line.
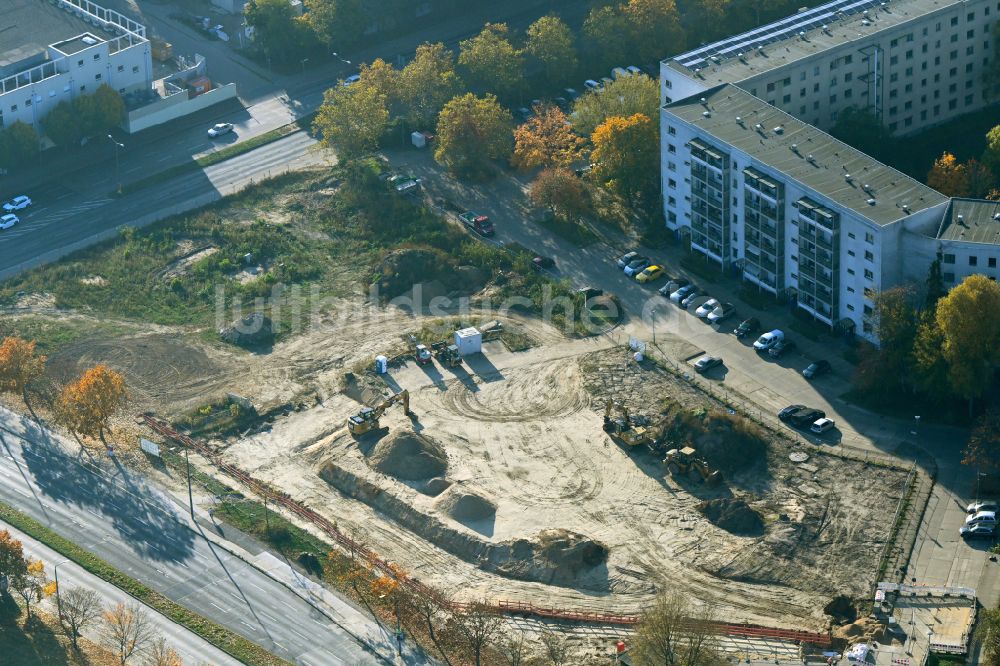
[664, 446, 723, 486]
[603, 398, 653, 447]
[348, 390, 413, 436]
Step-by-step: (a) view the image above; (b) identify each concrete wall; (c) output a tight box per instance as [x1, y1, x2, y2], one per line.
[125, 83, 237, 133]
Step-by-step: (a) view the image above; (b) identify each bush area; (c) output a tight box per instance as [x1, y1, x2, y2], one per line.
[0, 501, 291, 666]
[174, 397, 259, 438]
[657, 402, 769, 473]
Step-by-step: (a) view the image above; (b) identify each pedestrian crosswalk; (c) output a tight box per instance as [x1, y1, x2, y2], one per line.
[1, 197, 115, 238]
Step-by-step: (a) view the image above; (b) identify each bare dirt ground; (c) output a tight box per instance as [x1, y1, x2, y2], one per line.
[218, 331, 911, 631]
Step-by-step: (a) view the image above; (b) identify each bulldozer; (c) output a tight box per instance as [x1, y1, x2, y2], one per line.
[431, 341, 462, 367]
[347, 390, 413, 436]
[603, 398, 653, 448]
[664, 446, 723, 486]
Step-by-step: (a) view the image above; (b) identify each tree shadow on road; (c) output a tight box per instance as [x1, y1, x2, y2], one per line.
[15, 435, 196, 564]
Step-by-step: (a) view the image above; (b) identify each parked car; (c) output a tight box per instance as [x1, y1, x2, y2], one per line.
[810, 417, 835, 434]
[532, 256, 555, 271]
[707, 302, 734, 324]
[2, 195, 31, 212]
[207, 122, 234, 138]
[680, 289, 703, 309]
[694, 298, 720, 318]
[753, 329, 784, 351]
[563, 88, 580, 100]
[789, 408, 826, 427]
[778, 405, 808, 421]
[967, 501, 999, 514]
[626, 65, 643, 76]
[584, 79, 602, 91]
[669, 284, 697, 304]
[554, 96, 569, 111]
[694, 356, 723, 374]
[966, 510, 997, 526]
[623, 257, 652, 277]
[342, 74, 361, 86]
[600, 76, 614, 89]
[960, 523, 995, 539]
[458, 211, 494, 236]
[803, 359, 832, 378]
[733, 317, 760, 338]
[616, 251, 639, 268]
[635, 265, 666, 283]
[516, 107, 533, 122]
[611, 66, 628, 79]
[660, 278, 689, 297]
[768, 338, 797, 358]
[0, 214, 18, 229]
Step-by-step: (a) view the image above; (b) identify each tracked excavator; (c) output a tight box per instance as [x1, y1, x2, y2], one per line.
[348, 390, 414, 436]
[664, 446, 723, 486]
[602, 398, 654, 447]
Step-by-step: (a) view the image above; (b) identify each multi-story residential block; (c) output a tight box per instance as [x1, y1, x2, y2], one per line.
[661, 0, 997, 135]
[0, 0, 151, 132]
[662, 84, 1000, 342]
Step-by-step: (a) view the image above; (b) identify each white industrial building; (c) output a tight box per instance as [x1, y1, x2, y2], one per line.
[661, 84, 1000, 343]
[0, 0, 152, 132]
[661, 0, 997, 135]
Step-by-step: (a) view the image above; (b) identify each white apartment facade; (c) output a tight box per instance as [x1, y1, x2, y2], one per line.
[0, 0, 152, 132]
[661, 0, 998, 135]
[660, 84, 1000, 343]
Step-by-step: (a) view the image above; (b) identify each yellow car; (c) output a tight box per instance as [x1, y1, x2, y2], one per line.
[636, 265, 666, 283]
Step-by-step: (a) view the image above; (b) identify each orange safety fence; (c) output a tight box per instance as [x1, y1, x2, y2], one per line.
[140, 413, 831, 647]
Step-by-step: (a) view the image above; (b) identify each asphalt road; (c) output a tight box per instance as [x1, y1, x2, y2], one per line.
[1, 519, 241, 665]
[0, 409, 388, 666]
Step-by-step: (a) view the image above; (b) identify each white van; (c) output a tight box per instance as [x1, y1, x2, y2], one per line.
[965, 510, 997, 526]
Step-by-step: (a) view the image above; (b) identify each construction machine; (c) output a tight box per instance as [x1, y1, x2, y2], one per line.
[664, 446, 723, 486]
[431, 341, 462, 367]
[347, 390, 413, 436]
[603, 398, 653, 448]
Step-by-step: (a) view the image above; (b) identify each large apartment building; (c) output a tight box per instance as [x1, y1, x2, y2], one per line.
[0, 0, 152, 132]
[661, 0, 997, 135]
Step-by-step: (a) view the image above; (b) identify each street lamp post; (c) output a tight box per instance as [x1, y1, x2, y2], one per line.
[184, 446, 194, 520]
[54, 559, 71, 621]
[651, 309, 657, 345]
[300, 58, 308, 74]
[107, 135, 124, 194]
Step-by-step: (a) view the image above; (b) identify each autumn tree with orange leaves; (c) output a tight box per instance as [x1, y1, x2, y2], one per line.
[927, 152, 970, 197]
[0, 336, 46, 413]
[0, 528, 28, 582]
[10, 557, 56, 620]
[511, 105, 585, 170]
[56, 364, 127, 446]
[591, 113, 659, 199]
[529, 167, 591, 222]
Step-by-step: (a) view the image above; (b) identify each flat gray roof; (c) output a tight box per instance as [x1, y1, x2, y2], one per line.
[664, 84, 949, 226]
[937, 199, 1000, 244]
[0, 0, 112, 74]
[665, 0, 970, 86]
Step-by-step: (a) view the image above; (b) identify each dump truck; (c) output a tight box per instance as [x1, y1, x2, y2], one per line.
[458, 211, 494, 237]
[664, 446, 723, 486]
[347, 390, 413, 436]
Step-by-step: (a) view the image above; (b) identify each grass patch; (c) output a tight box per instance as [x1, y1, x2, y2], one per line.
[736, 285, 779, 311]
[0, 501, 292, 666]
[536, 214, 599, 247]
[174, 397, 259, 439]
[679, 252, 726, 284]
[788, 313, 832, 342]
[0, 316, 130, 355]
[927, 655, 966, 666]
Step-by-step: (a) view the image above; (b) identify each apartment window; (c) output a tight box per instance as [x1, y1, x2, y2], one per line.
[668, 196, 676, 206]
[890, 89, 898, 99]
[132, 65, 139, 74]
[905, 49, 913, 60]
[922, 44, 928, 53]
[906, 33, 914, 42]
[904, 117, 913, 127]
[950, 50, 958, 60]
[865, 232, 874, 244]
[800, 87, 807, 97]
[782, 76, 791, 86]
[889, 106, 898, 116]
[951, 33, 959, 43]
[847, 232, 856, 239]
[863, 321, 874, 334]
[9, 105, 16, 112]
[864, 305, 874, 316]
[990, 257, 997, 268]
[668, 178, 677, 188]
[668, 211, 677, 224]
[966, 93, 975, 105]
[970, 255, 978, 266]
[94, 73, 102, 81]
[889, 121, 898, 131]
[813, 66, 820, 76]
[668, 144, 676, 154]
[905, 84, 913, 93]
[800, 105, 807, 115]
[767, 99, 776, 106]
[24, 98, 31, 107]
[905, 67, 913, 77]
[891, 38, 899, 48]
[117, 65, 124, 73]
[79, 85, 86, 92]
[848, 249, 856, 257]
[890, 55, 899, 65]
[921, 110, 928, 120]
[830, 76, 838, 86]
[905, 101, 913, 110]
[783, 94, 791, 104]
[951, 16, 958, 26]
[949, 98, 958, 109]
[943, 253, 956, 264]
[967, 11, 975, 20]
[847, 304, 855, 311]
[967, 63, 975, 73]
[845, 89, 853, 99]
[667, 161, 676, 172]
[813, 83, 820, 93]
[847, 268, 856, 275]
[93, 53, 100, 60]
[864, 269, 874, 280]
[829, 94, 837, 104]
[767, 82, 775, 93]
[845, 72, 853, 82]
[934, 104, 941, 116]
[77, 59, 83, 67]
[845, 55, 853, 64]
[935, 56, 941, 66]
[865, 251, 874, 262]
[800, 71, 807, 81]
[968, 29, 975, 38]
[813, 101, 820, 110]
[890, 73, 899, 83]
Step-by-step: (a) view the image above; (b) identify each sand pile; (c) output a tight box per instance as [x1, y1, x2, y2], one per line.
[535, 529, 608, 571]
[437, 490, 496, 523]
[367, 430, 447, 481]
[697, 498, 765, 536]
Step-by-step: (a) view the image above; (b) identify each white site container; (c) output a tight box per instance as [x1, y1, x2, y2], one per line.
[374, 355, 388, 373]
[411, 131, 427, 148]
[453, 328, 482, 355]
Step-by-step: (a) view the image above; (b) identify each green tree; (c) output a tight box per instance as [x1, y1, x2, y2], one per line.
[244, 0, 312, 65]
[1, 121, 39, 167]
[512, 105, 585, 170]
[591, 113, 659, 199]
[571, 72, 659, 137]
[854, 287, 917, 399]
[399, 43, 463, 127]
[90, 84, 126, 132]
[313, 83, 388, 158]
[358, 58, 400, 114]
[458, 23, 524, 99]
[966, 158, 997, 198]
[679, 0, 729, 43]
[964, 409, 1000, 475]
[434, 93, 512, 176]
[911, 309, 950, 398]
[977, 606, 1000, 666]
[925, 252, 946, 308]
[983, 124, 1000, 176]
[935, 274, 1000, 406]
[624, 0, 686, 63]
[582, 5, 632, 70]
[524, 16, 578, 88]
[43, 101, 84, 147]
[303, 0, 367, 49]
[830, 107, 895, 162]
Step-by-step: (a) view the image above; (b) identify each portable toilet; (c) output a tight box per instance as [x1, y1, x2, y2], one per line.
[454, 327, 482, 355]
[411, 131, 427, 148]
[374, 355, 388, 373]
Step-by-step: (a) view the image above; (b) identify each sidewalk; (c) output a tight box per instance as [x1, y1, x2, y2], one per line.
[0, 520, 241, 665]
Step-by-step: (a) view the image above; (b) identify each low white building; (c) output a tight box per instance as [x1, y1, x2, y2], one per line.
[0, 0, 152, 132]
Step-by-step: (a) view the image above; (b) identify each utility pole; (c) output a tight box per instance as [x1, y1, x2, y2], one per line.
[184, 446, 194, 519]
[54, 559, 70, 621]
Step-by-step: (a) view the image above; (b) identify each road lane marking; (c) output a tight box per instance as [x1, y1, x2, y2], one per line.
[209, 602, 230, 614]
